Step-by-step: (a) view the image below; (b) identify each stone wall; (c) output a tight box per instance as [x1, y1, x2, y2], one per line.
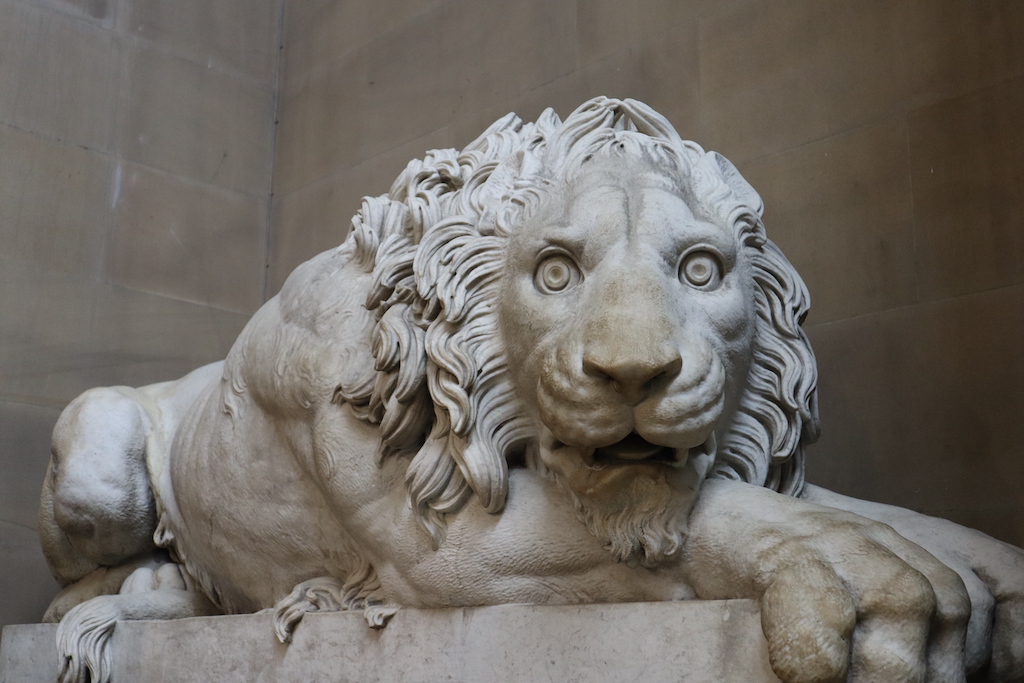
[4, 0, 1023, 630]
[0, 0, 281, 626]
[270, 0, 1024, 547]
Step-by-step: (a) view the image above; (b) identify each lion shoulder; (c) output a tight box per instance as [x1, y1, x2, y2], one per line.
[219, 245, 378, 419]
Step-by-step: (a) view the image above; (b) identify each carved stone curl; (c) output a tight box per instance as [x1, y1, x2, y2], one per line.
[39, 98, 1024, 683]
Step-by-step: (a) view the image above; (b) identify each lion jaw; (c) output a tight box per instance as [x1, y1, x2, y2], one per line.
[538, 428, 717, 567]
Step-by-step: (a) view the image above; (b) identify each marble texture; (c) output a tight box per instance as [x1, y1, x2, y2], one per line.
[33, 99, 1024, 683]
[1, 601, 780, 683]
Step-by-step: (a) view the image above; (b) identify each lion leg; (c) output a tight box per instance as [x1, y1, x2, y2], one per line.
[42, 388, 159, 592]
[57, 563, 218, 683]
[43, 551, 172, 623]
[273, 571, 398, 644]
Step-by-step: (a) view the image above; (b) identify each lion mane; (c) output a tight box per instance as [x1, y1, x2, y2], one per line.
[334, 97, 820, 548]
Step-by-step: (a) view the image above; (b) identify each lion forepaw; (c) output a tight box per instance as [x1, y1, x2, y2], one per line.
[273, 577, 347, 644]
[56, 595, 120, 683]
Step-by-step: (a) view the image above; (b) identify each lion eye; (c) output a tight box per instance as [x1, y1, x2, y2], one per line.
[534, 254, 581, 294]
[679, 250, 722, 289]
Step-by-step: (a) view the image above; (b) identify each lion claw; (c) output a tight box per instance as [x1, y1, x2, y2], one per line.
[363, 603, 399, 629]
[273, 577, 346, 644]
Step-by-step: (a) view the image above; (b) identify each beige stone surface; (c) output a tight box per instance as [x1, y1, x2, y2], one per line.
[908, 76, 1024, 301]
[121, 0, 280, 83]
[0, 259, 250, 408]
[0, 601, 780, 683]
[26, 0, 117, 27]
[106, 163, 267, 314]
[741, 118, 918, 324]
[0, 401, 60, 529]
[273, 47, 369, 196]
[117, 44, 276, 197]
[0, 523, 58, 630]
[275, 0, 577, 195]
[418, 0, 577, 124]
[0, 401, 62, 628]
[0, 124, 114, 279]
[0, 623, 57, 683]
[697, 0, 1024, 165]
[0, 2, 120, 151]
[899, 0, 1024, 106]
[447, 29, 700, 156]
[281, 0, 443, 95]
[806, 283, 1024, 547]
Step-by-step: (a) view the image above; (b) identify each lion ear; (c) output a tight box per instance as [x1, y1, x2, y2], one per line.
[706, 151, 764, 218]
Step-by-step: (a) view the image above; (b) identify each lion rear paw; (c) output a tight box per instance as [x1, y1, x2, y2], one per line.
[273, 577, 348, 644]
[56, 595, 120, 683]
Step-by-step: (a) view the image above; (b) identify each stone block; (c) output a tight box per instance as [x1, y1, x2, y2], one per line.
[0, 124, 114, 279]
[428, 0, 577, 124]
[698, 0, 1024, 164]
[106, 163, 266, 314]
[899, 0, 1024, 105]
[576, 0, 708, 65]
[805, 283, 1024, 546]
[0, 523, 59, 629]
[0, 3, 119, 151]
[117, 44, 276, 197]
[273, 47, 368, 196]
[741, 117, 917, 323]
[908, 76, 1024, 301]
[281, 0, 442, 96]
[0, 601, 781, 682]
[449, 26, 700, 154]
[696, 1, 886, 162]
[121, 0, 279, 83]
[0, 258, 249, 408]
[277, 0, 577, 195]
[26, 0, 116, 27]
[0, 401, 60, 530]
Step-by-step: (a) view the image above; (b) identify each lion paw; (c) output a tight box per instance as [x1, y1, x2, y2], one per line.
[273, 577, 347, 644]
[363, 603, 399, 629]
[56, 595, 120, 683]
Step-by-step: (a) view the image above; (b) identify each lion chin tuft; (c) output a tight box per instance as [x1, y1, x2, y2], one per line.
[537, 432, 719, 568]
[555, 468, 693, 568]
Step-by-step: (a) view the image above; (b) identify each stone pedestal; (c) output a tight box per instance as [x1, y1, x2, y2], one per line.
[1, 600, 781, 682]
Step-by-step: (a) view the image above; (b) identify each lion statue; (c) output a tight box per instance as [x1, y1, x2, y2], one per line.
[39, 97, 1024, 683]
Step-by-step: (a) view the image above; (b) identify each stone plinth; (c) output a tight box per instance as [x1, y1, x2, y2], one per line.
[1, 600, 781, 682]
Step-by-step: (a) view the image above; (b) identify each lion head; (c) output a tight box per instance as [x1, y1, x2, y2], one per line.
[336, 97, 819, 567]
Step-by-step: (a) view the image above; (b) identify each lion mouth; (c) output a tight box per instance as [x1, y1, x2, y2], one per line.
[586, 432, 717, 469]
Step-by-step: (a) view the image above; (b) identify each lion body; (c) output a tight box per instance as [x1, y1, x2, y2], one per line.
[39, 99, 1024, 683]
[42, 97, 809, 615]
[156, 246, 692, 613]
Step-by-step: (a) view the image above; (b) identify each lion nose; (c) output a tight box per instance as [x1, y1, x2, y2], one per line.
[583, 345, 682, 404]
